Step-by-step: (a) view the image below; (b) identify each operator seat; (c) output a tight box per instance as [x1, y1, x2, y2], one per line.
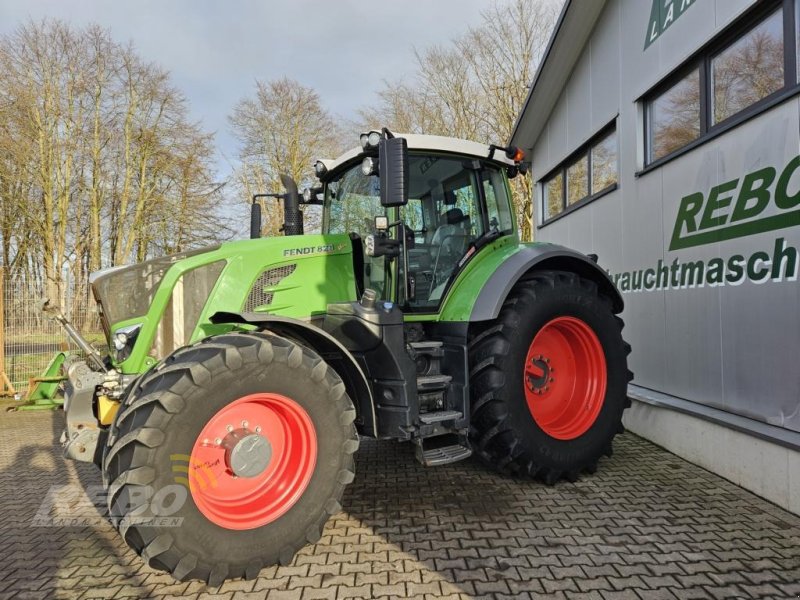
[429, 208, 470, 296]
[431, 208, 468, 249]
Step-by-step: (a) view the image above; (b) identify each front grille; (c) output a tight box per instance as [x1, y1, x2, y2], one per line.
[243, 264, 297, 311]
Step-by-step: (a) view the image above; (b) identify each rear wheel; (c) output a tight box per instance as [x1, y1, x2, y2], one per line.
[103, 332, 358, 585]
[468, 270, 632, 483]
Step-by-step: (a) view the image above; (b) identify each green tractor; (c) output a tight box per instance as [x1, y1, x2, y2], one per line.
[58, 129, 631, 584]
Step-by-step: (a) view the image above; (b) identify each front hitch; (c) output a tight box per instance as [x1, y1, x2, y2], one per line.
[59, 357, 108, 464]
[41, 299, 113, 465]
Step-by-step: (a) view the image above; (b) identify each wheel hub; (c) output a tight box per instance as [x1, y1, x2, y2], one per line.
[525, 355, 552, 393]
[222, 430, 272, 478]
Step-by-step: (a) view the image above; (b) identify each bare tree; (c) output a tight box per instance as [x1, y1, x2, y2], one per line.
[229, 78, 345, 235]
[0, 19, 230, 303]
[360, 0, 561, 240]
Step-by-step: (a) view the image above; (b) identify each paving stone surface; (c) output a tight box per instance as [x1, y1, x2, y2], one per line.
[0, 407, 798, 599]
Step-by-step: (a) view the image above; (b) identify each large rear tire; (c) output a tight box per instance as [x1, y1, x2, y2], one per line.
[103, 332, 358, 585]
[468, 270, 632, 483]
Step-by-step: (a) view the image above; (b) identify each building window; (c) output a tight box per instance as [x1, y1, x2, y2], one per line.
[544, 172, 564, 221]
[567, 156, 588, 206]
[711, 9, 784, 125]
[647, 68, 701, 163]
[540, 122, 618, 224]
[643, 1, 795, 167]
[591, 128, 618, 194]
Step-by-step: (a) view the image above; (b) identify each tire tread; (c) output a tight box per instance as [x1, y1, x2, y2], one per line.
[103, 331, 358, 584]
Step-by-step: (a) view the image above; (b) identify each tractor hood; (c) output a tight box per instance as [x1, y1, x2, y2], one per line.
[91, 234, 357, 373]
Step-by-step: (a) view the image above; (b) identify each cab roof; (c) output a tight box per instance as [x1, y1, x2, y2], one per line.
[318, 133, 516, 179]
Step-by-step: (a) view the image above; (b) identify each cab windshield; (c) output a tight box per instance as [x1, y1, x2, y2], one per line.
[323, 153, 513, 309]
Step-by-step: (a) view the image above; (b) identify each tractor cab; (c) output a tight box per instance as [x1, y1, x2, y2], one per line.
[317, 131, 522, 313]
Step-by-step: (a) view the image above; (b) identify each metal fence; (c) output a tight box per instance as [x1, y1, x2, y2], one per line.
[1, 271, 102, 398]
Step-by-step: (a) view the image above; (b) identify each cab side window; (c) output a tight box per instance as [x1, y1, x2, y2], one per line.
[483, 167, 514, 233]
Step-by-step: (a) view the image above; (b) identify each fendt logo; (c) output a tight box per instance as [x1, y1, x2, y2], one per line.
[645, 0, 696, 49]
[669, 155, 800, 251]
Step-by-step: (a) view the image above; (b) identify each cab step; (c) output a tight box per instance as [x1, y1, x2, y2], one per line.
[409, 340, 445, 358]
[414, 434, 472, 466]
[419, 410, 462, 424]
[416, 373, 452, 392]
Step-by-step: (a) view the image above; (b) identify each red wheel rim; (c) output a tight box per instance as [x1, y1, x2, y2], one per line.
[188, 393, 317, 530]
[523, 316, 607, 440]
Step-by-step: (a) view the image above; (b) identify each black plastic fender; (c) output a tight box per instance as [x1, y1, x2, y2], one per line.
[210, 312, 377, 436]
[469, 243, 624, 321]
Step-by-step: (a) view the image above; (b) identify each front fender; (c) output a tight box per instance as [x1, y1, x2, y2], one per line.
[209, 311, 376, 436]
[470, 243, 624, 321]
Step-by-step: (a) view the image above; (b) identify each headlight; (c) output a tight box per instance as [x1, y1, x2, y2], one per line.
[361, 156, 377, 176]
[113, 332, 127, 351]
[360, 130, 381, 150]
[365, 234, 376, 257]
[112, 324, 142, 362]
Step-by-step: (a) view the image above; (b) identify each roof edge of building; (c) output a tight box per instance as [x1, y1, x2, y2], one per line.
[509, 0, 606, 151]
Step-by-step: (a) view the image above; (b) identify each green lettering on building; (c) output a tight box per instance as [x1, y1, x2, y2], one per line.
[669, 155, 800, 251]
[645, 0, 696, 50]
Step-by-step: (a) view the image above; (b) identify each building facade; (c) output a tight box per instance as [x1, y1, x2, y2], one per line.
[511, 0, 799, 513]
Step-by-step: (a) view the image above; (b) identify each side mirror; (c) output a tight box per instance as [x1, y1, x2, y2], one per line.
[379, 136, 408, 207]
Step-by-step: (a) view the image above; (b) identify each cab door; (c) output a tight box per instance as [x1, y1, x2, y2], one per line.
[399, 156, 515, 312]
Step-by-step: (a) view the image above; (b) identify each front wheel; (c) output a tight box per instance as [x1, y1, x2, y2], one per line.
[468, 270, 632, 483]
[103, 332, 358, 585]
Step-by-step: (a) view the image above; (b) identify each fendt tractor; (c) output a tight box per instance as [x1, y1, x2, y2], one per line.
[54, 129, 631, 584]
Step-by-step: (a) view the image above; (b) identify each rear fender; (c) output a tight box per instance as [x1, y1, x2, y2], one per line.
[210, 311, 376, 436]
[470, 243, 624, 321]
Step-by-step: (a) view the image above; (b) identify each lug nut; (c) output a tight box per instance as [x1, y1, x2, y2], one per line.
[226, 424, 233, 432]
[242, 420, 249, 428]
[255, 426, 261, 434]
[214, 437, 222, 445]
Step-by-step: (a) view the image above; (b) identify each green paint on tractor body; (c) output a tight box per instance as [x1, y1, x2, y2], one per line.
[97, 227, 546, 374]
[96, 234, 359, 374]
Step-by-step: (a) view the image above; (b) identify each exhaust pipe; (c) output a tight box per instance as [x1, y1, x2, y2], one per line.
[279, 174, 303, 236]
[250, 174, 304, 238]
[250, 201, 262, 239]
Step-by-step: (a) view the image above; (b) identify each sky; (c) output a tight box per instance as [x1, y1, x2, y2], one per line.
[0, 0, 496, 176]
